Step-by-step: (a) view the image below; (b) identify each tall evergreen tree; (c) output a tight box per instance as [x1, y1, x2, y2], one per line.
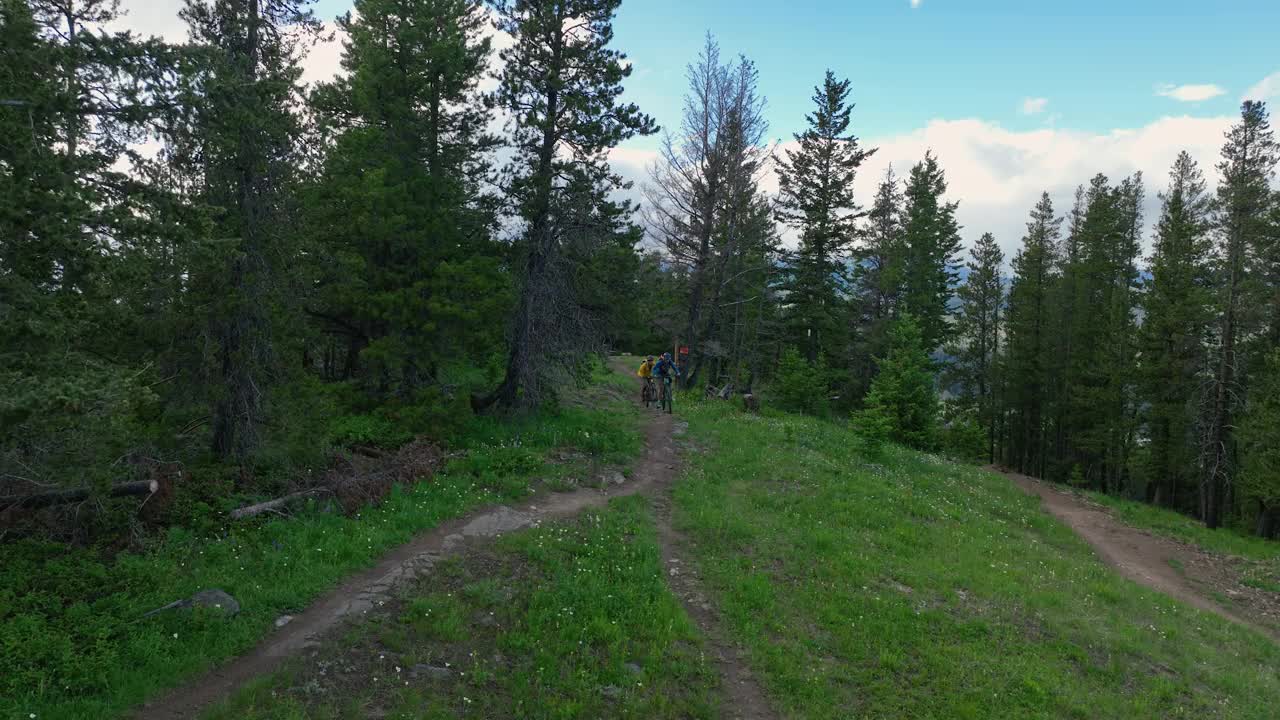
[481, 0, 656, 408]
[1202, 101, 1278, 528]
[1002, 193, 1061, 475]
[1138, 151, 1214, 509]
[180, 0, 321, 460]
[948, 232, 1004, 462]
[774, 70, 874, 365]
[1, 0, 176, 487]
[1238, 349, 1280, 538]
[307, 0, 503, 392]
[899, 152, 962, 351]
[1055, 173, 1143, 491]
[849, 166, 905, 401]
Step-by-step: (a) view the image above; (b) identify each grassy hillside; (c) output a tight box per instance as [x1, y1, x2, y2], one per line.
[673, 400, 1280, 719]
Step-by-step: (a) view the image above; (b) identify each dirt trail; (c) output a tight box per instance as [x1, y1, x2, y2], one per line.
[610, 358, 779, 720]
[136, 364, 776, 719]
[997, 467, 1279, 642]
[649, 455, 778, 720]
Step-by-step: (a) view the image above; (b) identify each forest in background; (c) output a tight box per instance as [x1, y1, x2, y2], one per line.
[2, 0, 1279, 544]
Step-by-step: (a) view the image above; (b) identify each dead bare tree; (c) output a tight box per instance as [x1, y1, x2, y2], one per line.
[642, 35, 773, 389]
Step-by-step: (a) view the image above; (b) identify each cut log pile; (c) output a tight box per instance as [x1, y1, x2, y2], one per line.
[1, 438, 446, 529]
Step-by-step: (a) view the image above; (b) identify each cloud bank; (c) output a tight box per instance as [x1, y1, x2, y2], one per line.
[612, 114, 1233, 262]
[1243, 71, 1280, 101]
[1156, 83, 1227, 102]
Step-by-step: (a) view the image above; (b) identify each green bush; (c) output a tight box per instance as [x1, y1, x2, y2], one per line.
[940, 402, 986, 463]
[327, 413, 413, 449]
[771, 347, 830, 415]
[856, 315, 938, 451]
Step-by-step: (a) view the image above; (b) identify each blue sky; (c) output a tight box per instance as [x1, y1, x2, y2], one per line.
[123, 0, 1280, 257]
[606, 0, 1279, 146]
[305, 0, 1280, 146]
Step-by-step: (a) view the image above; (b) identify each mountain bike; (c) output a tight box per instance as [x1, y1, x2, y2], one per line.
[658, 374, 674, 414]
[641, 377, 656, 408]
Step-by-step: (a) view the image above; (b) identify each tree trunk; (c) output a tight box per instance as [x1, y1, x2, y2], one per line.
[3, 480, 159, 510]
[229, 488, 327, 520]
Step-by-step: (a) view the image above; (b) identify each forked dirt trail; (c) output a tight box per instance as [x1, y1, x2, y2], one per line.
[136, 364, 776, 719]
[998, 467, 1279, 642]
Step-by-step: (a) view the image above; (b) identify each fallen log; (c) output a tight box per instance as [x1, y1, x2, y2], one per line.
[351, 445, 388, 459]
[1, 479, 158, 510]
[228, 488, 328, 520]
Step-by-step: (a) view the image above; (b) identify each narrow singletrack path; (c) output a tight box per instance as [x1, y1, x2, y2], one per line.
[997, 466, 1278, 642]
[610, 357, 779, 720]
[136, 362, 778, 718]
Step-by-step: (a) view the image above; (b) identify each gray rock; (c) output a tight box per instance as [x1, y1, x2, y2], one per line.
[410, 664, 453, 680]
[145, 588, 240, 618]
[599, 470, 626, 486]
[601, 684, 623, 700]
[190, 588, 240, 616]
[275, 614, 294, 628]
[623, 662, 642, 676]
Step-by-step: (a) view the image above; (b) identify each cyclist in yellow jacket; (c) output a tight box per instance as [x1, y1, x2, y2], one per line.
[637, 356, 656, 403]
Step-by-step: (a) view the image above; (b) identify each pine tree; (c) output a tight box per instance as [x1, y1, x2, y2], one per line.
[899, 152, 962, 351]
[1138, 151, 1214, 510]
[855, 314, 938, 450]
[774, 347, 830, 416]
[948, 232, 1004, 462]
[1, 0, 175, 487]
[775, 70, 874, 366]
[1055, 173, 1143, 491]
[1202, 101, 1278, 528]
[1238, 349, 1280, 537]
[307, 0, 502, 393]
[1002, 193, 1061, 475]
[850, 166, 905, 401]
[1046, 185, 1086, 479]
[180, 0, 322, 460]
[481, 0, 656, 408]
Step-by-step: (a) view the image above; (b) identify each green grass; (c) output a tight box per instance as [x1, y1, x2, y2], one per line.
[1081, 491, 1280, 562]
[1, 396, 642, 720]
[205, 497, 718, 719]
[673, 400, 1280, 719]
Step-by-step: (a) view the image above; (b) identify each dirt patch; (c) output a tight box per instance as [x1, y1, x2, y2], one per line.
[997, 467, 1279, 642]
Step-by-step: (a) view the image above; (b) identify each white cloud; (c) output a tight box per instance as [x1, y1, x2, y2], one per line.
[1156, 83, 1227, 102]
[910, 0, 922, 7]
[110, 0, 188, 42]
[851, 115, 1232, 261]
[1020, 97, 1049, 115]
[1243, 71, 1280, 101]
[631, 114, 1233, 259]
[301, 23, 347, 86]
